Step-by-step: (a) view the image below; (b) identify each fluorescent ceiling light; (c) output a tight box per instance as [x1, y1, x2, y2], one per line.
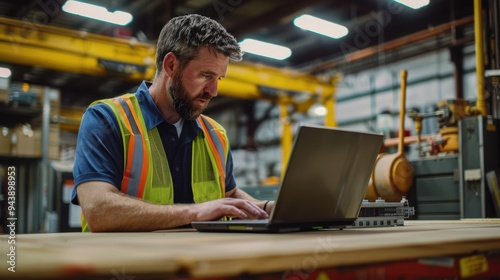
[294, 14, 348, 39]
[394, 0, 430, 9]
[0, 67, 11, 78]
[239, 39, 292, 60]
[62, 0, 133, 26]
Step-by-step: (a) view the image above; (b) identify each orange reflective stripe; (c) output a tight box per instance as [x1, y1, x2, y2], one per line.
[204, 117, 227, 157]
[122, 98, 149, 199]
[111, 97, 149, 199]
[198, 116, 226, 192]
[203, 117, 227, 189]
[111, 98, 135, 195]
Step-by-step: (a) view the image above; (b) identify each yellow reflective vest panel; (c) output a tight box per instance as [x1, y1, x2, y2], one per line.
[80, 93, 228, 232]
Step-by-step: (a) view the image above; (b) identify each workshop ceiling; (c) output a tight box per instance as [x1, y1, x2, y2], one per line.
[0, 0, 474, 105]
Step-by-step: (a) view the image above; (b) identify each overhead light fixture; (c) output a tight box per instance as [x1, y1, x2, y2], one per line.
[239, 39, 292, 60]
[393, 0, 430, 9]
[0, 67, 12, 78]
[308, 103, 327, 117]
[293, 14, 348, 39]
[62, 0, 133, 26]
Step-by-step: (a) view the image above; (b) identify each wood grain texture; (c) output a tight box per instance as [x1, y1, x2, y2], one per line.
[1, 220, 499, 279]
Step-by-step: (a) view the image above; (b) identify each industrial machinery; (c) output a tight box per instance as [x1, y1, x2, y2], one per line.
[370, 0, 500, 219]
[406, 99, 499, 219]
[366, 70, 414, 202]
[401, 0, 500, 220]
[408, 99, 471, 157]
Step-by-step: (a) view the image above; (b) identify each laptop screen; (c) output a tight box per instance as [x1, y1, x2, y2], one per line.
[269, 124, 384, 224]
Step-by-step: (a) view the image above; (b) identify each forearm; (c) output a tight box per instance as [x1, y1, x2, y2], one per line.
[78, 182, 268, 232]
[78, 182, 197, 232]
[93, 195, 196, 232]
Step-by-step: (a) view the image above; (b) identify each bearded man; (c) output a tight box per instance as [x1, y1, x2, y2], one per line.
[72, 14, 271, 232]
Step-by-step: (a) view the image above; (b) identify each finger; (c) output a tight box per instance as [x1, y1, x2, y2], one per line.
[193, 200, 246, 221]
[219, 204, 248, 219]
[232, 199, 268, 219]
[238, 209, 259, 220]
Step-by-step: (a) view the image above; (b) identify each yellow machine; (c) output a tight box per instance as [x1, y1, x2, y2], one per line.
[408, 99, 480, 157]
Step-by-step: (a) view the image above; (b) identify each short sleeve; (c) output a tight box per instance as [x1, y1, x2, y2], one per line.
[71, 104, 124, 205]
[224, 149, 237, 193]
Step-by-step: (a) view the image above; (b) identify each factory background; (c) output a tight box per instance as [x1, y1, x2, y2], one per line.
[0, 0, 499, 234]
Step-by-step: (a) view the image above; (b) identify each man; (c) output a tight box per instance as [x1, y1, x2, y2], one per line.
[72, 14, 273, 232]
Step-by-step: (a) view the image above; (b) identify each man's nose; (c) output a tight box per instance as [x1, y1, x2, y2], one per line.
[204, 79, 218, 97]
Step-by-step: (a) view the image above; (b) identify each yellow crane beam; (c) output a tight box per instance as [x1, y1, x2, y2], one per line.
[0, 17, 156, 80]
[0, 17, 335, 100]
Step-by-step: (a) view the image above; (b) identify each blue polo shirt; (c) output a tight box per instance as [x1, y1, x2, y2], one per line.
[71, 81, 236, 205]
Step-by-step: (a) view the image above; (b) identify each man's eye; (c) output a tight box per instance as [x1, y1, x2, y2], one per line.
[202, 74, 211, 79]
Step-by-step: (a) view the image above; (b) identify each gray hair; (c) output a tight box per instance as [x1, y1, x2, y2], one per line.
[155, 14, 242, 79]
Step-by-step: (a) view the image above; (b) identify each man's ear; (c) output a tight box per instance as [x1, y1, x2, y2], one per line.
[162, 52, 177, 78]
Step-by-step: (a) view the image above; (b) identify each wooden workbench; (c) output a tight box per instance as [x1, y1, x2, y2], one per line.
[1, 220, 500, 279]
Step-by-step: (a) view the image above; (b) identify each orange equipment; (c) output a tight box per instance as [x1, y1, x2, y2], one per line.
[365, 70, 414, 202]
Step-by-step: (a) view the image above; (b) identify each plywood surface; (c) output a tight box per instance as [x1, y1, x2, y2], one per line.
[1, 220, 500, 279]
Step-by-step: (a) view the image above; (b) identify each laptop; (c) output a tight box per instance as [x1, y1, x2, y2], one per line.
[191, 124, 384, 233]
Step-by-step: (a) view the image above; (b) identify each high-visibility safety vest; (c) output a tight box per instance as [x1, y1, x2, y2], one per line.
[80, 93, 229, 232]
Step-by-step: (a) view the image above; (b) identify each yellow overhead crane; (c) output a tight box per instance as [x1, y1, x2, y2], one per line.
[0, 16, 337, 173]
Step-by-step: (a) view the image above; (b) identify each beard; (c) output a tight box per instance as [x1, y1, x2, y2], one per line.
[168, 70, 212, 120]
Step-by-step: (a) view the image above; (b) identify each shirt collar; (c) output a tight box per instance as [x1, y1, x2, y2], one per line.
[134, 81, 163, 130]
